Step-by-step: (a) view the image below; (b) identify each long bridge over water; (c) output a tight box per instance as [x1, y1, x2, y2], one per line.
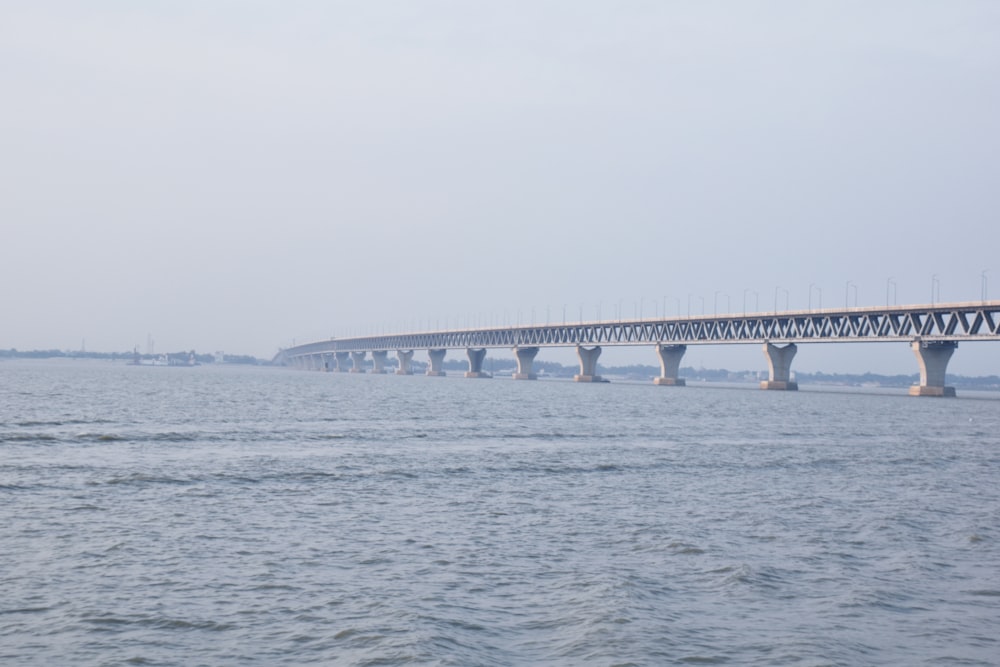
[276, 301, 1000, 396]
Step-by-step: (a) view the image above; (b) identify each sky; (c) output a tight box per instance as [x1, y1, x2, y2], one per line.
[2, 1, 999, 375]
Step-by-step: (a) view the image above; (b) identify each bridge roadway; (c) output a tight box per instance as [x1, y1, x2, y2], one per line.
[277, 301, 1000, 397]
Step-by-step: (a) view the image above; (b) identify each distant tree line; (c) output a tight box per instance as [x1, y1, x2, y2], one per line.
[5, 349, 998, 388]
[0, 349, 267, 365]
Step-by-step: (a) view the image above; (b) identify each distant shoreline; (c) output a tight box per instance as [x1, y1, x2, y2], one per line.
[0, 349, 268, 366]
[4, 350, 999, 390]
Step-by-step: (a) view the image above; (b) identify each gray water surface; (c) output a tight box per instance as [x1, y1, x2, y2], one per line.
[2, 360, 998, 665]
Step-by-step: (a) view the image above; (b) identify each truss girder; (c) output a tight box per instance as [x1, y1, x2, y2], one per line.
[282, 303, 1000, 360]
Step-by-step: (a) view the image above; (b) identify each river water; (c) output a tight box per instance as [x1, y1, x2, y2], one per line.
[2, 359, 998, 665]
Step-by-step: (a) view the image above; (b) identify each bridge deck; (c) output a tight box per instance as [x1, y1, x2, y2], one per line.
[280, 301, 1000, 359]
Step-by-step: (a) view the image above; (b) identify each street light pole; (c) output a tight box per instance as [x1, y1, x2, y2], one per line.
[845, 281, 857, 308]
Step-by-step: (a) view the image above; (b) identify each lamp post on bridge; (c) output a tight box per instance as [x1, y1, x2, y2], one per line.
[931, 275, 940, 305]
[714, 291, 729, 316]
[845, 281, 858, 308]
[982, 270, 988, 302]
[809, 283, 822, 311]
[886, 277, 896, 307]
[774, 286, 788, 313]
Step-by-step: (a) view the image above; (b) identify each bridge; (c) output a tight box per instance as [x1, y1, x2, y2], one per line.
[276, 301, 1000, 397]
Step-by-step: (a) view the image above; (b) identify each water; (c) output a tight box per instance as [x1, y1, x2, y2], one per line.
[2, 359, 999, 666]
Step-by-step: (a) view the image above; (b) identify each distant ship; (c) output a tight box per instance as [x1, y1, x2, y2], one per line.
[130, 348, 198, 366]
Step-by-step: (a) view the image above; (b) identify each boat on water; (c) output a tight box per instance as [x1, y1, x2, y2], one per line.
[130, 348, 199, 367]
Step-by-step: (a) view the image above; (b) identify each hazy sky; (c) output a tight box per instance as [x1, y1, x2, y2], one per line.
[3, 1, 998, 374]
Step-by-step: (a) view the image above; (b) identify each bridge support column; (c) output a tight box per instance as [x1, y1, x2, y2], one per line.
[465, 348, 490, 378]
[653, 344, 686, 386]
[512, 346, 539, 380]
[760, 343, 798, 390]
[334, 351, 350, 372]
[574, 345, 604, 382]
[350, 351, 367, 373]
[909, 340, 957, 397]
[322, 354, 332, 372]
[426, 349, 447, 376]
[371, 350, 388, 374]
[396, 350, 414, 375]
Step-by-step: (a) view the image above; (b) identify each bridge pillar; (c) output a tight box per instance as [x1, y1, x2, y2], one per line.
[760, 343, 798, 390]
[396, 350, 414, 375]
[311, 355, 322, 371]
[350, 351, 367, 373]
[334, 351, 350, 372]
[512, 346, 539, 380]
[574, 345, 604, 382]
[322, 354, 332, 372]
[909, 340, 957, 397]
[653, 344, 686, 386]
[427, 349, 447, 376]
[371, 350, 388, 374]
[465, 348, 490, 378]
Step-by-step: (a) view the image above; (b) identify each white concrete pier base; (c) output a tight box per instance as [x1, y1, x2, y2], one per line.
[371, 350, 388, 374]
[654, 344, 687, 386]
[574, 345, 604, 383]
[426, 349, 447, 377]
[349, 351, 367, 373]
[909, 340, 957, 397]
[512, 346, 539, 380]
[760, 342, 798, 390]
[334, 351, 350, 372]
[396, 350, 414, 375]
[465, 348, 491, 378]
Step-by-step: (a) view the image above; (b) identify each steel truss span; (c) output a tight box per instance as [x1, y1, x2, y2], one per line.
[280, 302, 1000, 359]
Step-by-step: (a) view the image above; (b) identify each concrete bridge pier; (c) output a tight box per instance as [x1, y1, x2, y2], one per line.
[334, 351, 350, 372]
[909, 340, 957, 397]
[512, 346, 539, 380]
[574, 345, 604, 383]
[760, 343, 798, 390]
[371, 350, 388, 374]
[350, 351, 367, 373]
[311, 355, 322, 371]
[396, 350, 414, 375]
[322, 354, 332, 372]
[465, 348, 490, 378]
[427, 349, 447, 376]
[654, 344, 687, 386]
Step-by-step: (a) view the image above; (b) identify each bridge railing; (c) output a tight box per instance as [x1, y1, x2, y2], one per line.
[277, 302, 1000, 359]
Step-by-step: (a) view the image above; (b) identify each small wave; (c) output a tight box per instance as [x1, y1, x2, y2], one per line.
[93, 473, 193, 487]
[0, 606, 52, 615]
[306, 433, 348, 441]
[667, 541, 705, 555]
[82, 613, 233, 632]
[16, 419, 115, 427]
[0, 433, 60, 443]
[965, 589, 1000, 597]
